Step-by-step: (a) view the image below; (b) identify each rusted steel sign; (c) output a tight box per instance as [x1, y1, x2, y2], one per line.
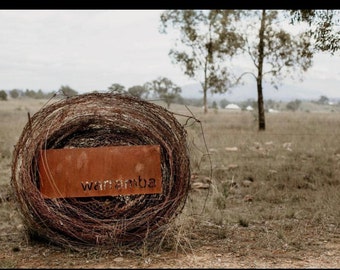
[38, 145, 162, 198]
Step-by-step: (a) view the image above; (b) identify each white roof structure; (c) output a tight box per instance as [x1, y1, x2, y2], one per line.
[225, 104, 241, 110]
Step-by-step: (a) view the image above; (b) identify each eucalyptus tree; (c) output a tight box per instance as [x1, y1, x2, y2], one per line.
[9, 89, 20, 99]
[108, 83, 126, 94]
[160, 10, 335, 129]
[160, 10, 244, 113]
[235, 10, 313, 130]
[240, 9, 339, 130]
[0, 90, 7, 101]
[144, 76, 181, 109]
[59, 85, 78, 97]
[127, 85, 149, 99]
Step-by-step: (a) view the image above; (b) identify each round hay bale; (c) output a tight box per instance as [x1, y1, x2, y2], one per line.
[11, 92, 191, 250]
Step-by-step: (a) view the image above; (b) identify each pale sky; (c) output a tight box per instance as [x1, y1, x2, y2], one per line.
[0, 9, 339, 101]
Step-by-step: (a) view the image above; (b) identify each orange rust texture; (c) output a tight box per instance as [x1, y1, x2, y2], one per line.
[38, 145, 162, 198]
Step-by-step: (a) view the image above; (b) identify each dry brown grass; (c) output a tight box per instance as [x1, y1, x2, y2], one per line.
[0, 97, 339, 268]
[178, 107, 340, 253]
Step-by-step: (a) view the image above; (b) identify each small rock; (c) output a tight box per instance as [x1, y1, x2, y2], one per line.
[227, 164, 238, 170]
[244, 194, 253, 202]
[191, 182, 210, 189]
[241, 180, 253, 187]
[225, 147, 238, 151]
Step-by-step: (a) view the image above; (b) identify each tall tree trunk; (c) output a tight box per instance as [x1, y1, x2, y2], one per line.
[203, 88, 208, 114]
[203, 63, 208, 114]
[257, 10, 266, 131]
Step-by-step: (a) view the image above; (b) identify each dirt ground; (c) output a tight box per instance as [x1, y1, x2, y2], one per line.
[1, 231, 339, 268]
[0, 203, 339, 269]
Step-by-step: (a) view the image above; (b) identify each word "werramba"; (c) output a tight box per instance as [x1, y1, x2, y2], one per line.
[81, 176, 157, 191]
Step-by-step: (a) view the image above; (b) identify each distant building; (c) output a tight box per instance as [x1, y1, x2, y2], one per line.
[246, 105, 254, 111]
[225, 104, 241, 110]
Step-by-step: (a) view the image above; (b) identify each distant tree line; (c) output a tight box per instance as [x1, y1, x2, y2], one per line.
[0, 88, 52, 101]
[0, 78, 189, 109]
[0, 85, 79, 101]
[1, 83, 339, 113]
[106, 76, 183, 109]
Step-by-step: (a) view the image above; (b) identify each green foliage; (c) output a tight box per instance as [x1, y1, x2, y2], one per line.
[59, 85, 78, 97]
[219, 98, 229, 109]
[289, 10, 340, 54]
[127, 85, 148, 99]
[25, 89, 37, 98]
[35, 89, 45, 99]
[18, 89, 53, 99]
[108, 83, 126, 94]
[286, 99, 302, 111]
[9, 89, 20, 99]
[0, 90, 7, 101]
[316, 95, 329, 105]
[145, 77, 181, 109]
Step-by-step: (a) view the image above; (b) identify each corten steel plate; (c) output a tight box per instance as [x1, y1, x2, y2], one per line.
[38, 145, 162, 198]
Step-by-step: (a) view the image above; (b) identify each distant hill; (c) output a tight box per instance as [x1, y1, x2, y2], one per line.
[180, 82, 340, 103]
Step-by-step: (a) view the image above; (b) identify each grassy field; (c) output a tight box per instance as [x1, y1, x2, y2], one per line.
[0, 97, 339, 268]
